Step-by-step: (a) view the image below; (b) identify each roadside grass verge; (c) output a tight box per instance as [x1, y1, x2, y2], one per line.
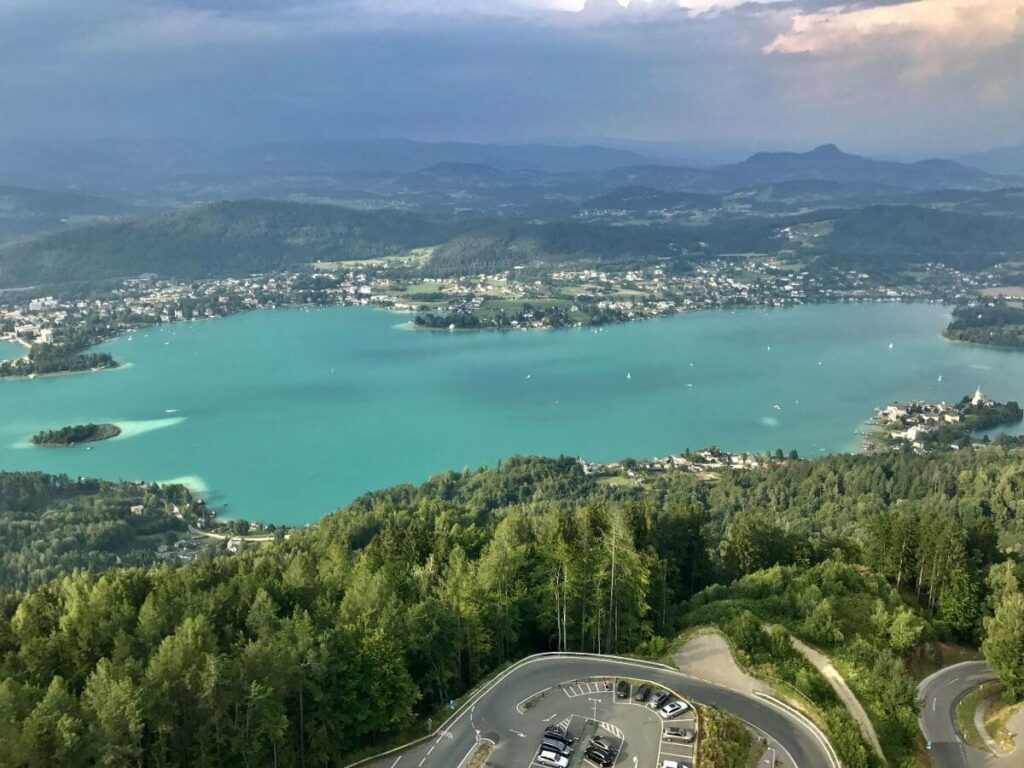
[464, 740, 494, 768]
[982, 691, 1023, 754]
[956, 681, 1022, 754]
[955, 682, 1000, 751]
[697, 705, 754, 768]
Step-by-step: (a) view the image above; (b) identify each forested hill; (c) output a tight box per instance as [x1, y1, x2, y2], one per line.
[3, 195, 1024, 289]
[0, 472, 196, 590]
[0, 200, 470, 288]
[819, 205, 1024, 272]
[2, 449, 1024, 765]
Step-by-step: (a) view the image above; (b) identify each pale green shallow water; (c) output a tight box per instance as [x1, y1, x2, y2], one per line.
[0, 340, 24, 360]
[2, 303, 1023, 524]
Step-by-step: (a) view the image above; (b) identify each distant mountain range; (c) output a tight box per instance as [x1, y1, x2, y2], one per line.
[605, 144, 1011, 193]
[960, 144, 1024, 176]
[0, 139, 1017, 196]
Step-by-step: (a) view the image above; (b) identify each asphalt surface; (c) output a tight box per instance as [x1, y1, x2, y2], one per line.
[918, 660, 1000, 768]
[353, 653, 837, 768]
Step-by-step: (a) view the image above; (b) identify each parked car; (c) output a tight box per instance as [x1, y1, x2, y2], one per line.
[633, 684, 651, 703]
[659, 700, 689, 719]
[661, 762, 691, 768]
[536, 749, 569, 768]
[540, 739, 572, 757]
[649, 690, 671, 709]
[544, 725, 575, 744]
[585, 747, 614, 767]
[615, 680, 630, 699]
[589, 736, 614, 752]
[664, 726, 696, 743]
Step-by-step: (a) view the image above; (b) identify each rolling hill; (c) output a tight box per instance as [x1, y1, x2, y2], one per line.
[0, 185, 139, 242]
[0, 200, 465, 288]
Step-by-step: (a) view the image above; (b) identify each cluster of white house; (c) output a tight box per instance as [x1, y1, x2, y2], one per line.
[877, 387, 993, 447]
[579, 448, 772, 478]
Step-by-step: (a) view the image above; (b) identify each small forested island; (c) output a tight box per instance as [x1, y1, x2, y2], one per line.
[869, 388, 1023, 451]
[30, 422, 122, 446]
[944, 301, 1024, 348]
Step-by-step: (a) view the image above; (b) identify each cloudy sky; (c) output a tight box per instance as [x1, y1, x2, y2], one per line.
[1, 0, 1022, 155]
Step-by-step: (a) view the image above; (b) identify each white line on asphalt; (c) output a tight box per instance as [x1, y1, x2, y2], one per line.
[454, 737, 494, 768]
[516, 684, 555, 714]
[388, 758, 401, 768]
[348, 652, 838, 768]
[754, 691, 836, 768]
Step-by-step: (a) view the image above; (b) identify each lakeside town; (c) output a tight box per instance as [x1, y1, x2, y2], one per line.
[866, 387, 1024, 453]
[0, 255, 1000, 375]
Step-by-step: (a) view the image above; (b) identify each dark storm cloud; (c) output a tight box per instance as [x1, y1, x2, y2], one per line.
[0, 0, 1020, 155]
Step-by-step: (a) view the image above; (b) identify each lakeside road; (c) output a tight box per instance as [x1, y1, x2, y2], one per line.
[351, 653, 837, 768]
[918, 661, 1005, 768]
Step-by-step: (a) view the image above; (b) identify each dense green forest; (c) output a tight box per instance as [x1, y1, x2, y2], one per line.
[0, 473, 196, 591]
[1, 448, 1024, 766]
[945, 302, 1024, 348]
[820, 206, 1024, 273]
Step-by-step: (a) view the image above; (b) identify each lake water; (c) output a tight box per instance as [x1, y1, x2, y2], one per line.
[2, 303, 1023, 524]
[0, 339, 24, 360]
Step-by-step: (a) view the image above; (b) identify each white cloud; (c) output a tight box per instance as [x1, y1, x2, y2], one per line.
[766, 0, 1024, 56]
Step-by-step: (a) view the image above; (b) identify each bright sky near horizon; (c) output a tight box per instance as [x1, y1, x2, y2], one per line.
[0, 0, 1021, 154]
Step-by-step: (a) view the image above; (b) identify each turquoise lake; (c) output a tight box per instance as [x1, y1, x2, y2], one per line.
[3, 302, 1024, 524]
[0, 339, 24, 360]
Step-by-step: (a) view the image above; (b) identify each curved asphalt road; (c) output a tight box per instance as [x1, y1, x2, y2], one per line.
[352, 653, 837, 768]
[919, 660, 1001, 768]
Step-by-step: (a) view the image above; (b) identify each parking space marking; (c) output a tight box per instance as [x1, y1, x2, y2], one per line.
[596, 720, 623, 740]
[563, 679, 613, 699]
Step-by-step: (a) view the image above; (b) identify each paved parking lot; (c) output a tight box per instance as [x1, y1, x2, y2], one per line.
[612, 679, 696, 768]
[355, 653, 836, 768]
[508, 676, 696, 768]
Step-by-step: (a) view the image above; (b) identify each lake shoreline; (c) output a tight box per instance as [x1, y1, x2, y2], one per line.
[0, 302, 1004, 525]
